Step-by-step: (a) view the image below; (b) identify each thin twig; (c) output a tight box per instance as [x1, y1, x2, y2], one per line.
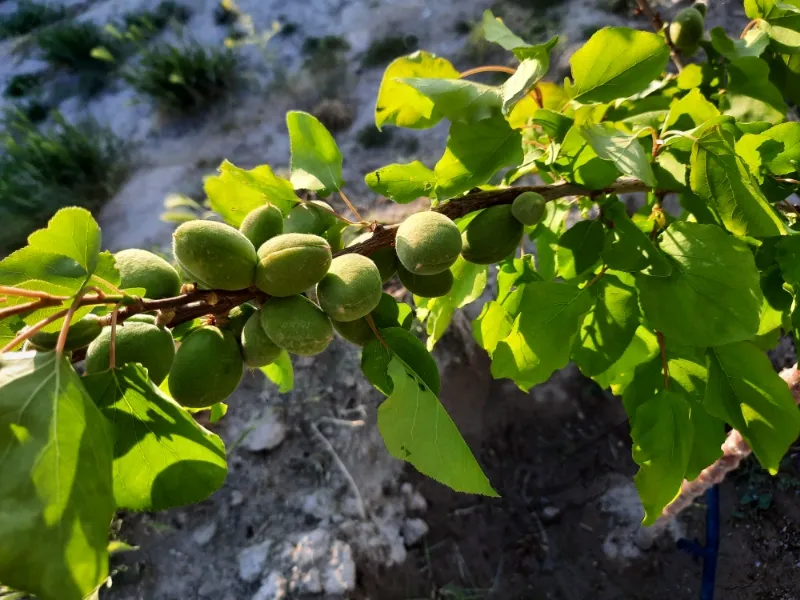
[656, 330, 670, 390]
[634, 0, 684, 71]
[338, 190, 364, 223]
[0, 299, 52, 320]
[365, 314, 390, 351]
[459, 65, 516, 78]
[0, 286, 68, 300]
[310, 419, 367, 520]
[583, 265, 608, 289]
[55, 293, 86, 358]
[0, 308, 69, 353]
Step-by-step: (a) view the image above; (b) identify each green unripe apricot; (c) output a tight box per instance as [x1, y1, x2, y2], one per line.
[168, 326, 244, 408]
[85, 320, 175, 384]
[261, 295, 333, 356]
[255, 233, 332, 297]
[462, 205, 523, 265]
[241, 311, 281, 367]
[29, 314, 102, 351]
[511, 192, 547, 226]
[398, 264, 453, 298]
[349, 232, 398, 282]
[332, 293, 408, 346]
[115, 249, 182, 299]
[669, 7, 704, 56]
[223, 303, 257, 339]
[126, 314, 158, 324]
[173, 220, 258, 290]
[284, 201, 337, 235]
[317, 254, 383, 322]
[239, 203, 283, 248]
[395, 211, 461, 275]
[693, 2, 707, 17]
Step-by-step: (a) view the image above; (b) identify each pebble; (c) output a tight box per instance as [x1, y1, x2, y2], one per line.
[252, 571, 287, 600]
[238, 540, 272, 583]
[243, 407, 287, 452]
[192, 521, 217, 546]
[402, 518, 429, 546]
[231, 490, 245, 507]
[323, 540, 356, 594]
[287, 529, 331, 567]
[289, 566, 322, 594]
[542, 506, 561, 522]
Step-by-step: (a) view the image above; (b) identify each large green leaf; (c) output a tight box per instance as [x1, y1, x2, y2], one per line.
[399, 79, 502, 124]
[83, 365, 227, 511]
[362, 327, 441, 397]
[572, 273, 639, 377]
[472, 300, 514, 356]
[705, 341, 800, 472]
[287, 111, 343, 196]
[592, 326, 660, 393]
[379, 357, 497, 496]
[375, 51, 459, 130]
[636, 222, 763, 346]
[555, 220, 604, 280]
[434, 115, 523, 198]
[690, 126, 786, 237]
[568, 28, 669, 103]
[27, 207, 101, 277]
[481, 10, 559, 60]
[0, 351, 114, 600]
[709, 26, 769, 60]
[260, 350, 294, 393]
[205, 160, 298, 225]
[491, 281, 593, 390]
[721, 57, 787, 124]
[580, 124, 656, 186]
[364, 161, 436, 203]
[630, 389, 693, 525]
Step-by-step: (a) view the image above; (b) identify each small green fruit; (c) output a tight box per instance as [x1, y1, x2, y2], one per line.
[85, 321, 175, 384]
[168, 326, 243, 408]
[349, 232, 398, 282]
[126, 314, 158, 324]
[255, 233, 332, 297]
[462, 205, 523, 265]
[284, 201, 336, 234]
[511, 192, 547, 226]
[115, 249, 182, 299]
[333, 293, 407, 346]
[398, 264, 453, 298]
[317, 254, 383, 322]
[173, 220, 258, 290]
[322, 223, 345, 252]
[693, 2, 707, 17]
[241, 311, 281, 367]
[395, 211, 461, 275]
[223, 303, 257, 339]
[29, 315, 102, 351]
[239, 203, 284, 248]
[669, 7, 704, 56]
[261, 295, 333, 356]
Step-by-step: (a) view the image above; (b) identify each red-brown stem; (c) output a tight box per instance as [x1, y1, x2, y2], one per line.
[0, 308, 70, 353]
[55, 293, 85, 358]
[0, 286, 68, 300]
[459, 65, 516, 78]
[365, 314, 390, 351]
[656, 330, 670, 390]
[531, 86, 543, 109]
[741, 19, 759, 38]
[339, 190, 364, 223]
[584, 265, 608, 289]
[0, 299, 52, 320]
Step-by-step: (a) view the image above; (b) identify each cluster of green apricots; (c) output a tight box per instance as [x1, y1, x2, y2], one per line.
[30, 193, 545, 409]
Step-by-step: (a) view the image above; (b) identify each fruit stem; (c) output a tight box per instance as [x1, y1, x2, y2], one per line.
[740, 19, 759, 38]
[0, 308, 70, 353]
[459, 65, 516, 78]
[55, 292, 87, 358]
[0, 286, 68, 300]
[365, 314, 390, 351]
[339, 190, 365, 223]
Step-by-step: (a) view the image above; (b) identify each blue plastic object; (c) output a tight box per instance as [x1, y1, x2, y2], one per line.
[676, 485, 720, 600]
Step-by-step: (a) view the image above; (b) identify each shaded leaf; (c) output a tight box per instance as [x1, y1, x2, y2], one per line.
[555, 220, 604, 280]
[501, 54, 552, 114]
[580, 123, 656, 186]
[721, 57, 787, 124]
[709, 26, 769, 60]
[399, 78, 502, 124]
[481, 10, 559, 60]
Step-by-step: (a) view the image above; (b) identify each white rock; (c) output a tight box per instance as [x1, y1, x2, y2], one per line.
[302, 489, 335, 519]
[243, 407, 287, 452]
[402, 518, 429, 546]
[238, 541, 272, 583]
[289, 566, 323, 594]
[192, 521, 217, 546]
[231, 490, 245, 507]
[252, 571, 287, 600]
[323, 540, 356, 594]
[287, 529, 331, 567]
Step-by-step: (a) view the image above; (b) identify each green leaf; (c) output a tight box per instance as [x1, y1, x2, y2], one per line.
[776, 234, 800, 286]
[690, 126, 786, 237]
[630, 389, 693, 525]
[759, 121, 800, 174]
[27, 207, 101, 277]
[568, 27, 669, 104]
[554, 127, 622, 189]
[83, 365, 227, 511]
[399, 78, 502, 124]
[600, 199, 671, 275]
[375, 51, 459, 130]
[0, 351, 114, 600]
[636, 222, 763, 346]
[721, 57, 787, 124]
[592, 326, 660, 393]
[260, 350, 294, 393]
[287, 111, 343, 196]
[491, 282, 593, 390]
[555, 220, 604, 280]
[749, 0, 800, 53]
[501, 55, 551, 114]
[580, 124, 656, 186]
[472, 301, 514, 356]
[379, 357, 497, 496]
[662, 88, 721, 133]
[365, 161, 436, 203]
[362, 327, 441, 397]
[572, 273, 639, 377]
[205, 160, 298, 226]
[209, 402, 228, 423]
[706, 341, 800, 473]
[496, 254, 540, 301]
[434, 115, 523, 199]
[481, 10, 558, 60]
[531, 199, 570, 280]
[709, 26, 769, 60]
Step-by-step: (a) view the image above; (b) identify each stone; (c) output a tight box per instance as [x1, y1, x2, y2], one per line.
[243, 407, 287, 452]
[238, 541, 272, 583]
[402, 518, 429, 546]
[289, 566, 323, 594]
[252, 571, 287, 600]
[192, 521, 217, 546]
[287, 529, 331, 567]
[323, 540, 356, 594]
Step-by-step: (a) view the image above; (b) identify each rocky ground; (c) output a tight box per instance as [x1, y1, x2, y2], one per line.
[3, 0, 800, 598]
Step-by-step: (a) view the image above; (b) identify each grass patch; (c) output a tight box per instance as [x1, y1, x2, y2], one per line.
[4, 73, 43, 98]
[361, 34, 418, 68]
[0, 112, 128, 254]
[122, 1, 192, 34]
[356, 124, 393, 148]
[125, 43, 238, 113]
[0, 1, 66, 39]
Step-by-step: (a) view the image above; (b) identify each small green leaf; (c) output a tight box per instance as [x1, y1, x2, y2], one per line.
[636, 222, 763, 347]
[434, 115, 523, 199]
[721, 57, 787, 124]
[497, 254, 540, 301]
[532, 109, 573, 141]
[601, 200, 672, 276]
[568, 27, 669, 104]
[555, 220, 604, 280]
[0, 351, 114, 600]
[592, 326, 660, 393]
[399, 78, 502, 124]
[472, 301, 514, 356]
[690, 126, 786, 237]
[379, 357, 497, 496]
[365, 161, 436, 203]
[630, 389, 693, 525]
[481, 10, 558, 60]
[759, 121, 800, 174]
[709, 26, 769, 60]
[260, 350, 294, 393]
[662, 88, 721, 133]
[776, 234, 800, 286]
[205, 160, 298, 226]
[749, 0, 800, 53]
[580, 123, 656, 186]
[492, 282, 593, 390]
[501, 56, 550, 114]
[375, 51, 460, 130]
[362, 327, 441, 397]
[209, 402, 228, 423]
[287, 111, 343, 196]
[706, 341, 800, 473]
[531, 199, 571, 280]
